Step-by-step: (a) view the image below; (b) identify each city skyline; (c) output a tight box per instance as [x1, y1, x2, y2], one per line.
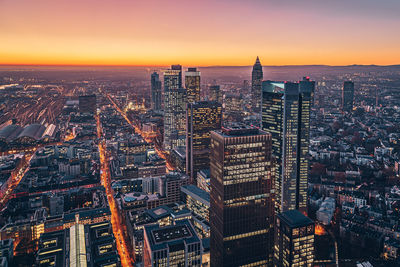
[1, 0, 400, 265]
[1, 0, 400, 66]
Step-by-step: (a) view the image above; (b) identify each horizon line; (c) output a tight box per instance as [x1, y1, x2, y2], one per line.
[1, 63, 400, 68]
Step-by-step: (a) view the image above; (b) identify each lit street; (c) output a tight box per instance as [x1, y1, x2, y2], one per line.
[0, 150, 37, 209]
[106, 93, 175, 171]
[96, 113, 134, 267]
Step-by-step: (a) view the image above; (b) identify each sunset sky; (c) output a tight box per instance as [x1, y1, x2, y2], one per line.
[1, 0, 399, 66]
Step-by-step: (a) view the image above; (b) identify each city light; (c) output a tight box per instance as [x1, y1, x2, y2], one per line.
[96, 114, 134, 267]
[106, 94, 175, 171]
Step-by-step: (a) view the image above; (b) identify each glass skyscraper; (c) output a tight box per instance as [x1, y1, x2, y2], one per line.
[210, 125, 274, 266]
[186, 101, 222, 183]
[150, 71, 162, 111]
[251, 56, 263, 120]
[185, 68, 201, 103]
[342, 81, 354, 112]
[262, 77, 314, 215]
[163, 65, 186, 151]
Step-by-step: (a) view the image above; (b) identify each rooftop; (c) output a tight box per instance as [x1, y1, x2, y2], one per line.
[144, 219, 200, 251]
[217, 124, 266, 137]
[278, 210, 314, 228]
[152, 224, 192, 243]
[181, 185, 210, 206]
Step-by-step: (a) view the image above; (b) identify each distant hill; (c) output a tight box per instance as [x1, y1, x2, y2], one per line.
[0, 64, 399, 83]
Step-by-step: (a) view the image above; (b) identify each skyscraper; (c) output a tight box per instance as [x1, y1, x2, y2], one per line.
[210, 125, 274, 266]
[186, 101, 222, 183]
[164, 65, 187, 151]
[150, 71, 162, 111]
[251, 56, 263, 119]
[165, 65, 182, 89]
[209, 85, 222, 104]
[342, 81, 354, 112]
[262, 78, 314, 215]
[298, 77, 314, 213]
[185, 68, 201, 103]
[274, 210, 315, 267]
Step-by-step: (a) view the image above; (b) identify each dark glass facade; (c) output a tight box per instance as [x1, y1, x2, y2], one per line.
[185, 68, 201, 103]
[342, 81, 354, 112]
[163, 65, 186, 151]
[151, 72, 162, 111]
[186, 101, 222, 183]
[210, 126, 274, 266]
[262, 78, 314, 215]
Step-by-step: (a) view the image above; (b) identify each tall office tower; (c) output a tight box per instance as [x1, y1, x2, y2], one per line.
[150, 71, 162, 111]
[164, 65, 187, 151]
[301, 76, 315, 108]
[209, 85, 222, 104]
[143, 219, 202, 267]
[186, 101, 222, 183]
[79, 94, 96, 114]
[210, 125, 274, 266]
[251, 56, 263, 117]
[342, 81, 354, 112]
[262, 78, 314, 215]
[274, 210, 315, 267]
[185, 68, 201, 103]
[165, 64, 182, 89]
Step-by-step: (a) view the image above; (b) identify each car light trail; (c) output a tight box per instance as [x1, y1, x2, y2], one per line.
[0, 149, 37, 209]
[96, 114, 134, 267]
[106, 94, 175, 171]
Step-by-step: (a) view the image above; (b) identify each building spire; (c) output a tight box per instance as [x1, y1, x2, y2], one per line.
[255, 56, 261, 65]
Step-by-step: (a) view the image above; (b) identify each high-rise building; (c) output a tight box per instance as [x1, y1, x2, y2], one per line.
[251, 56, 263, 118]
[79, 94, 96, 114]
[298, 77, 314, 212]
[342, 81, 354, 112]
[209, 85, 222, 104]
[151, 71, 162, 111]
[143, 219, 202, 267]
[164, 65, 187, 151]
[274, 210, 315, 267]
[210, 125, 274, 266]
[164, 65, 182, 89]
[185, 68, 201, 103]
[262, 78, 314, 215]
[186, 101, 222, 183]
[302, 76, 316, 108]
